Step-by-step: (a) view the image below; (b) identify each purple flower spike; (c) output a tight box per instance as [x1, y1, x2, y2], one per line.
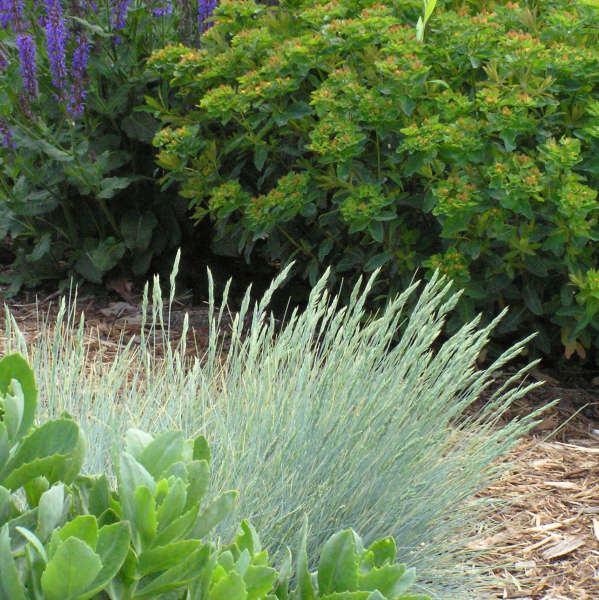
[68, 32, 90, 118]
[0, 0, 10, 29]
[111, 0, 129, 30]
[16, 33, 37, 100]
[0, 118, 14, 148]
[2, 0, 25, 30]
[197, 0, 217, 33]
[80, 0, 98, 13]
[153, 0, 172, 17]
[43, 0, 68, 94]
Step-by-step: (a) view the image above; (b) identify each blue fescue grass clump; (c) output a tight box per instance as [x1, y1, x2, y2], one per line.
[1, 260, 548, 599]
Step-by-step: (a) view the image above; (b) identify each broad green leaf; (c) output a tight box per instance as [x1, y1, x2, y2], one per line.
[423, 0, 437, 22]
[137, 540, 203, 576]
[208, 570, 247, 600]
[37, 139, 73, 162]
[24, 475, 49, 508]
[96, 176, 136, 200]
[193, 435, 210, 462]
[192, 490, 237, 539]
[74, 237, 126, 283]
[118, 452, 156, 524]
[154, 506, 198, 546]
[88, 475, 111, 517]
[358, 564, 409, 597]
[125, 429, 154, 460]
[121, 113, 160, 144]
[134, 545, 210, 597]
[245, 565, 277, 600]
[15, 526, 48, 563]
[0, 525, 25, 600]
[120, 211, 158, 252]
[139, 431, 184, 479]
[37, 484, 66, 541]
[0, 355, 37, 439]
[48, 515, 99, 559]
[522, 284, 543, 316]
[0, 425, 9, 475]
[77, 522, 130, 600]
[185, 460, 210, 511]
[364, 252, 392, 272]
[254, 145, 268, 172]
[156, 477, 186, 532]
[294, 517, 315, 600]
[318, 594, 369, 600]
[1, 419, 84, 489]
[236, 520, 261, 555]
[318, 530, 359, 594]
[366, 222, 384, 244]
[0, 486, 18, 526]
[415, 17, 424, 42]
[366, 537, 396, 567]
[132, 486, 157, 549]
[41, 537, 102, 600]
[3, 380, 24, 442]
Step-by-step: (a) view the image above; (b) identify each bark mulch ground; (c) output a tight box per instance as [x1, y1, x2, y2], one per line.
[1, 285, 599, 600]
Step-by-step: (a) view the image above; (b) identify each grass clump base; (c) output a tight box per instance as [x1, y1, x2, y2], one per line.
[2, 262, 548, 599]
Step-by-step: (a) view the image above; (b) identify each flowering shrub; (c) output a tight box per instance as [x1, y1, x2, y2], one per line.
[0, 0, 219, 292]
[149, 0, 599, 363]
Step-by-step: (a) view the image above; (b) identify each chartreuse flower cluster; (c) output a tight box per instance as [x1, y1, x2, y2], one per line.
[0, 352, 430, 600]
[149, 0, 599, 363]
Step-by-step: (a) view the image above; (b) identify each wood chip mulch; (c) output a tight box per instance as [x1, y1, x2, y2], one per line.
[472, 389, 599, 599]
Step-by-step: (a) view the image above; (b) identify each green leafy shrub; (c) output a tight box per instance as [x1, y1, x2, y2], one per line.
[3, 261, 548, 598]
[0, 352, 428, 600]
[149, 0, 599, 362]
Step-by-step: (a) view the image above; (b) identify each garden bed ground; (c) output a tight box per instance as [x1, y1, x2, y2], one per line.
[1, 284, 599, 600]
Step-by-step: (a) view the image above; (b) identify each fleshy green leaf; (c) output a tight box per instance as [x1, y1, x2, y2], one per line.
[37, 484, 66, 541]
[132, 485, 157, 549]
[245, 564, 277, 600]
[208, 570, 247, 600]
[0, 354, 37, 439]
[358, 564, 409, 597]
[294, 516, 315, 600]
[366, 537, 396, 568]
[137, 540, 203, 576]
[41, 537, 102, 600]
[1, 419, 85, 489]
[192, 490, 237, 539]
[134, 545, 210, 597]
[77, 522, 131, 600]
[139, 431, 184, 480]
[0, 525, 26, 600]
[317, 530, 359, 594]
[156, 477, 186, 532]
[125, 429, 154, 460]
